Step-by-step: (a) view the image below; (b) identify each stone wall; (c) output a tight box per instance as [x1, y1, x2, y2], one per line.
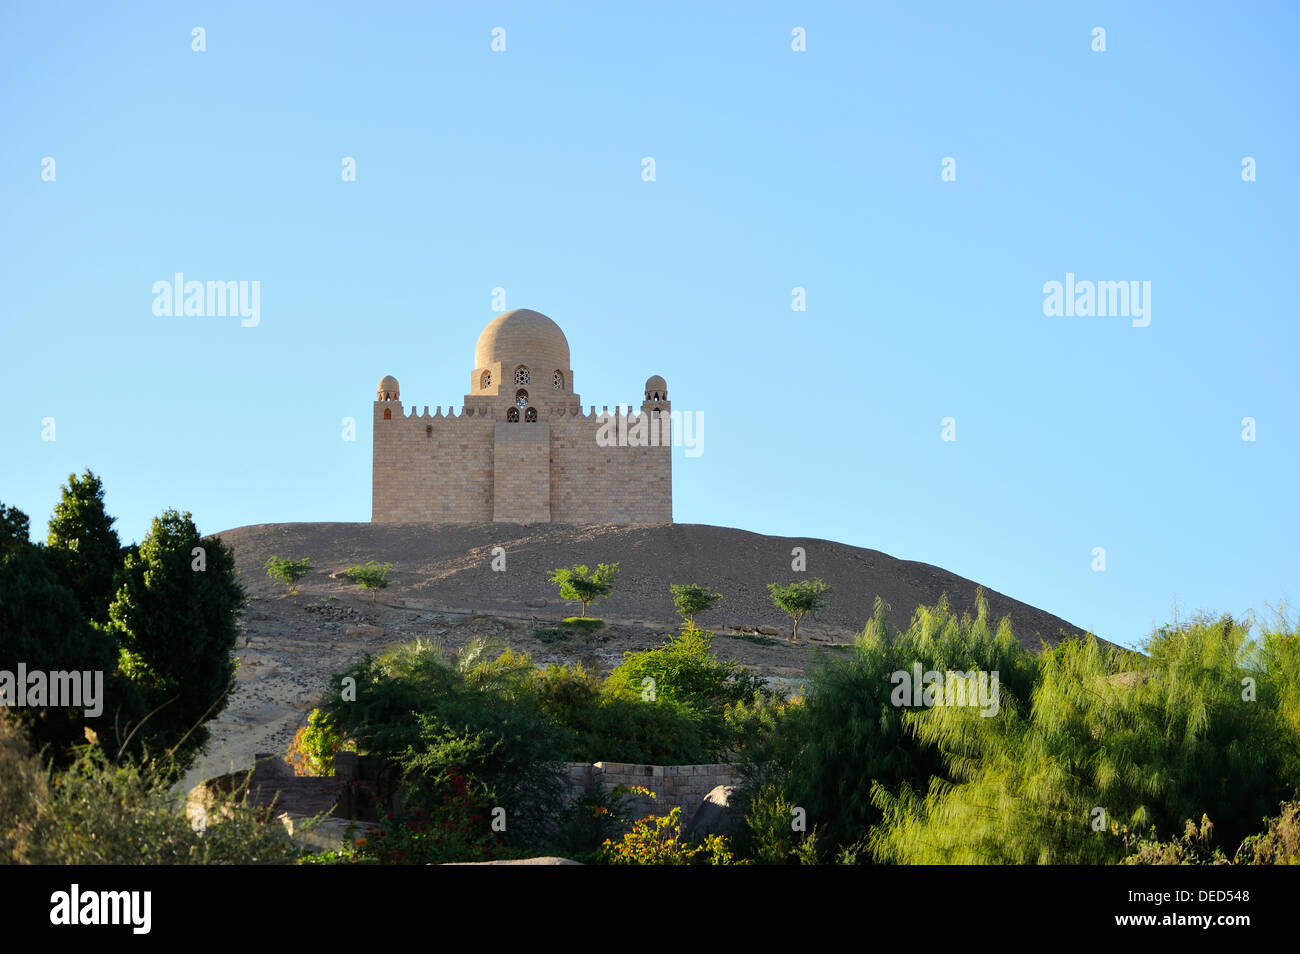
[372, 401, 671, 525]
[564, 761, 741, 829]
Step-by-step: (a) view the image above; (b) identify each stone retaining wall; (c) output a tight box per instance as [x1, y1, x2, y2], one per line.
[565, 761, 741, 828]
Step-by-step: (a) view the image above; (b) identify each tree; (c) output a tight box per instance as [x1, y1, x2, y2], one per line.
[670, 583, 722, 631]
[45, 470, 123, 623]
[767, 578, 831, 642]
[345, 561, 391, 602]
[548, 563, 620, 618]
[0, 541, 128, 760]
[265, 556, 313, 594]
[0, 502, 30, 557]
[108, 510, 246, 770]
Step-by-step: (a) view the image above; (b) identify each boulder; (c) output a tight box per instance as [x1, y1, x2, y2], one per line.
[344, 623, 383, 640]
[686, 785, 743, 840]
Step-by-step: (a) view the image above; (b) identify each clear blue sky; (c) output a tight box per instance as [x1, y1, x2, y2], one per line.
[2, 2, 1296, 649]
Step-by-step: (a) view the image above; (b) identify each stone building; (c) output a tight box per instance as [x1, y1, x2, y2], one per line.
[372, 309, 671, 524]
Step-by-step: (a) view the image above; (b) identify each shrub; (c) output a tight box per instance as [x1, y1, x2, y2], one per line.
[736, 782, 815, 865]
[530, 660, 708, 763]
[548, 563, 619, 617]
[0, 718, 302, 865]
[1236, 800, 1300, 865]
[287, 707, 347, 776]
[265, 555, 313, 594]
[324, 640, 572, 853]
[597, 807, 742, 865]
[348, 766, 510, 865]
[560, 616, 605, 638]
[604, 628, 767, 759]
[345, 561, 391, 600]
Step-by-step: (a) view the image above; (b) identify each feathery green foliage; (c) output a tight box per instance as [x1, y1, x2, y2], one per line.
[548, 563, 619, 617]
[869, 611, 1300, 864]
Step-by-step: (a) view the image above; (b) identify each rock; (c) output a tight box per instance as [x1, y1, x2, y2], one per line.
[443, 856, 581, 865]
[525, 598, 548, 608]
[344, 624, 383, 640]
[686, 785, 742, 840]
[755, 626, 781, 637]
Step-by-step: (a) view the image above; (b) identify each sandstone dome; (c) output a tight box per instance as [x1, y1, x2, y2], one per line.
[645, 374, 667, 399]
[377, 375, 399, 400]
[474, 309, 570, 372]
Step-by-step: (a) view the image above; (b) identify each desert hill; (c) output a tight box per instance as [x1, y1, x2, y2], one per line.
[181, 520, 1086, 792]
[218, 521, 1084, 648]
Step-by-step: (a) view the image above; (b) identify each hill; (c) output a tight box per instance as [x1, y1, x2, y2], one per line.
[219, 520, 1083, 647]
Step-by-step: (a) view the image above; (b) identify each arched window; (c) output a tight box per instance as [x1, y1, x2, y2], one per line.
[514, 366, 530, 386]
[515, 389, 529, 408]
[553, 370, 564, 391]
[383, 408, 391, 420]
[524, 407, 538, 423]
[506, 407, 519, 423]
[480, 370, 491, 389]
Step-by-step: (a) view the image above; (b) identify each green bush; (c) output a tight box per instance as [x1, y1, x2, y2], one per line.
[324, 639, 572, 852]
[736, 783, 815, 865]
[345, 561, 391, 598]
[265, 556, 313, 593]
[596, 807, 742, 865]
[287, 707, 347, 776]
[604, 628, 768, 759]
[560, 616, 605, 637]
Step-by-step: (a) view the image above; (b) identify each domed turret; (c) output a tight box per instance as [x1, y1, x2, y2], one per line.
[377, 375, 399, 401]
[645, 375, 667, 402]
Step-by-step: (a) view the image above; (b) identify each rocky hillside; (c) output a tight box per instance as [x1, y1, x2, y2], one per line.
[217, 521, 1085, 647]
[179, 520, 1087, 793]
